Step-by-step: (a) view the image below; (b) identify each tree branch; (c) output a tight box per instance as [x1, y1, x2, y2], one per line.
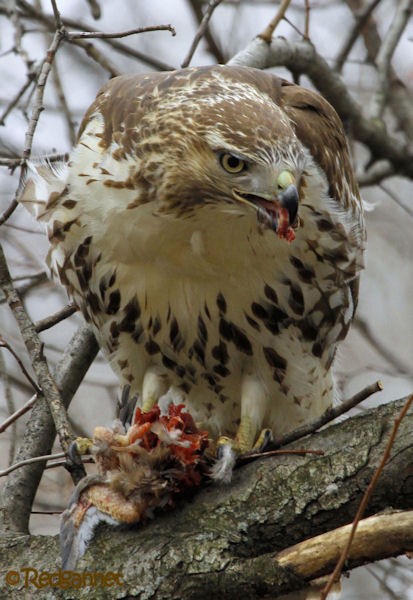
[0, 324, 98, 534]
[277, 510, 413, 581]
[369, 0, 412, 121]
[181, 0, 224, 68]
[0, 245, 81, 471]
[0, 396, 411, 598]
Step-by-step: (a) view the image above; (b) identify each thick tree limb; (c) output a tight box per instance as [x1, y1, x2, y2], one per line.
[0, 396, 411, 599]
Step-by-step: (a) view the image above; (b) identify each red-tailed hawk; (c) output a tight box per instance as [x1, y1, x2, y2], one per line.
[21, 65, 365, 479]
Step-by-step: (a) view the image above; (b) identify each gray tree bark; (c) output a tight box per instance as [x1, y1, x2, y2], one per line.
[0, 396, 412, 600]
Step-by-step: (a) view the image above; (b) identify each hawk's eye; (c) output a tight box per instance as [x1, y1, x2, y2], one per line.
[219, 153, 247, 174]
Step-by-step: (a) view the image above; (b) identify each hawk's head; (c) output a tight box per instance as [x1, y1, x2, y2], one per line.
[82, 66, 318, 243]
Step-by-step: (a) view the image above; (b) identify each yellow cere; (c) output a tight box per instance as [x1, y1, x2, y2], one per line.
[277, 170, 295, 190]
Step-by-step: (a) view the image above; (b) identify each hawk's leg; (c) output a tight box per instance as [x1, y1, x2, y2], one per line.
[141, 369, 169, 412]
[214, 377, 271, 479]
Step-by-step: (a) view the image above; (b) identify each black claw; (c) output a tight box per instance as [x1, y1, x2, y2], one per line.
[68, 441, 82, 464]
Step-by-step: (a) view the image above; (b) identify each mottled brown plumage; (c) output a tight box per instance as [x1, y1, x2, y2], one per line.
[21, 66, 365, 477]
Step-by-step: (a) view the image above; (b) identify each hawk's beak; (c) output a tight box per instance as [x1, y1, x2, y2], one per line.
[232, 171, 299, 227]
[232, 170, 299, 241]
[278, 183, 299, 227]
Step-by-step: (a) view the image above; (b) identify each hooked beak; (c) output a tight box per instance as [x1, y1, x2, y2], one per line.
[278, 183, 299, 226]
[232, 172, 299, 241]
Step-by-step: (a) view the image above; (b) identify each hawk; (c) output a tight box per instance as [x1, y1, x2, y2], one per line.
[22, 65, 365, 477]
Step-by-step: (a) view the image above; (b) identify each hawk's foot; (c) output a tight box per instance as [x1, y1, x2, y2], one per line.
[250, 428, 273, 453]
[69, 437, 94, 461]
[210, 419, 273, 483]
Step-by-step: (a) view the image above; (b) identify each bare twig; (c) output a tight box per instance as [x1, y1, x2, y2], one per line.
[0, 199, 19, 227]
[51, 57, 76, 145]
[0, 393, 37, 433]
[187, 0, 225, 63]
[344, 0, 413, 143]
[34, 303, 78, 333]
[0, 337, 42, 393]
[369, 0, 412, 120]
[50, 0, 62, 29]
[22, 27, 63, 160]
[239, 448, 324, 462]
[321, 394, 413, 599]
[181, 0, 224, 68]
[86, 0, 101, 20]
[0, 324, 98, 534]
[271, 380, 383, 448]
[258, 0, 292, 43]
[0, 244, 84, 483]
[66, 24, 176, 40]
[0, 152, 68, 169]
[335, 0, 382, 72]
[0, 451, 65, 478]
[0, 76, 34, 125]
[67, 38, 120, 77]
[303, 0, 310, 39]
[13, 1, 175, 71]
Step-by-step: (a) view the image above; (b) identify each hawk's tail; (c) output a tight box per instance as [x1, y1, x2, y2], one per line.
[18, 158, 68, 221]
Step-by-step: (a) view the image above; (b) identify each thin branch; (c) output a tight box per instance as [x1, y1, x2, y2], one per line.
[0, 199, 19, 227]
[0, 244, 85, 483]
[239, 448, 324, 462]
[258, 0, 293, 43]
[0, 152, 68, 169]
[0, 394, 37, 433]
[0, 325, 98, 534]
[335, 0, 382, 73]
[0, 337, 42, 394]
[0, 452, 65, 477]
[0, 76, 34, 125]
[369, 0, 412, 120]
[66, 24, 176, 40]
[343, 0, 413, 143]
[51, 57, 77, 145]
[50, 0, 62, 29]
[303, 0, 310, 39]
[187, 0, 225, 63]
[86, 0, 101, 19]
[181, 0, 224, 68]
[69, 38, 121, 76]
[22, 28, 64, 161]
[13, 1, 175, 71]
[321, 394, 413, 599]
[34, 303, 78, 333]
[271, 380, 383, 448]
